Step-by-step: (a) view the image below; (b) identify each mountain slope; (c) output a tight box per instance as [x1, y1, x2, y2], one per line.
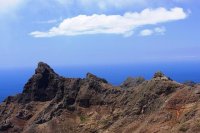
[0, 62, 200, 133]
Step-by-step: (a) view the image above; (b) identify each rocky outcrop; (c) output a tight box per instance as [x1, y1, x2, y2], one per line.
[0, 121, 13, 131]
[16, 110, 33, 120]
[0, 62, 200, 133]
[153, 71, 172, 81]
[120, 77, 145, 89]
[86, 73, 108, 83]
[18, 62, 64, 103]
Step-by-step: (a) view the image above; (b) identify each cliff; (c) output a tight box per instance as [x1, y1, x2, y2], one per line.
[0, 62, 200, 133]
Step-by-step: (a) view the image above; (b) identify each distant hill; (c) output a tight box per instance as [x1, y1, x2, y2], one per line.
[0, 62, 200, 133]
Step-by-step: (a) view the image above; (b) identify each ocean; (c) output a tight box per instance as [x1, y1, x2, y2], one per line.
[0, 62, 200, 102]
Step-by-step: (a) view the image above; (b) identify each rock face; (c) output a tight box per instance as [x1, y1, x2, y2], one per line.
[120, 77, 145, 89]
[153, 71, 172, 81]
[19, 62, 63, 103]
[0, 62, 200, 133]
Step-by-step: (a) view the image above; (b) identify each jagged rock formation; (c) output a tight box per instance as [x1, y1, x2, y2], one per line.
[0, 62, 200, 133]
[120, 77, 145, 89]
[153, 71, 172, 81]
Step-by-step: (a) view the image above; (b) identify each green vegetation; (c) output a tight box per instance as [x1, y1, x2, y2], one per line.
[80, 115, 87, 122]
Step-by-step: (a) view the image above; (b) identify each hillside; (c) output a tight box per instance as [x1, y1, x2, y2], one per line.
[0, 62, 200, 133]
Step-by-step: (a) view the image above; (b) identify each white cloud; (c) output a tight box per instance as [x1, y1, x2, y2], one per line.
[154, 27, 166, 34]
[139, 27, 166, 36]
[140, 29, 154, 36]
[34, 17, 63, 24]
[30, 7, 188, 38]
[0, 0, 24, 14]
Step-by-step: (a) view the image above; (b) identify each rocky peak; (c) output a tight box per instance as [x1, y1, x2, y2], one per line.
[153, 71, 172, 81]
[86, 73, 108, 83]
[35, 62, 57, 75]
[120, 77, 145, 89]
[2, 62, 200, 133]
[19, 62, 63, 103]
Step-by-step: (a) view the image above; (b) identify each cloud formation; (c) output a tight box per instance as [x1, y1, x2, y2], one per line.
[139, 29, 154, 36]
[34, 17, 63, 24]
[30, 7, 188, 38]
[140, 27, 166, 36]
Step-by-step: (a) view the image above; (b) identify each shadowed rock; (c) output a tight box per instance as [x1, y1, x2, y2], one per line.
[0, 121, 13, 131]
[86, 73, 108, 83]
[0, 62, 199, 133]
[120, 77, 145, 89]
[18, 62, 64, 103]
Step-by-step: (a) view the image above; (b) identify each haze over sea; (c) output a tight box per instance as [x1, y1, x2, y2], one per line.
[0, 61, 199, 102]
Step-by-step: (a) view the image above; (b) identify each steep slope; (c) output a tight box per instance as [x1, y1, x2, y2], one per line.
[0, 62, 200, 133]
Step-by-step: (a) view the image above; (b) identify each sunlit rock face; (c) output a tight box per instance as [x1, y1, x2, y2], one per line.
[0, 63, 200, 133]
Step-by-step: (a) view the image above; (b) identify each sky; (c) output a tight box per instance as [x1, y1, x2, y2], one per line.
[0, 0, 200, 68]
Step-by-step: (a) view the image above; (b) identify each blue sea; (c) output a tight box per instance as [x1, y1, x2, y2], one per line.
[0, 62, 200, 102]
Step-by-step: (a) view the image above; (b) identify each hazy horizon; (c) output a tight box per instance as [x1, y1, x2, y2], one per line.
[1, 61, 200, 102]
[0, 0, 200, 101]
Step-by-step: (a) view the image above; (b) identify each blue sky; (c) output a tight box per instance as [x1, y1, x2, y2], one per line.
[0, 0, 200, 68]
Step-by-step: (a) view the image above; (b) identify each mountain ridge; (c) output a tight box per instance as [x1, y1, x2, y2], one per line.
[0, 62, 200, 133]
